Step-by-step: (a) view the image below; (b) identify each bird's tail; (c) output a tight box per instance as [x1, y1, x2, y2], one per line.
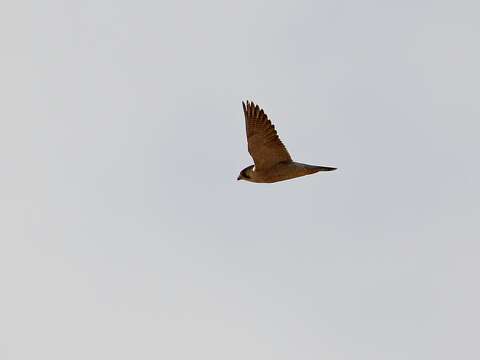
[304, 164, 337, 174]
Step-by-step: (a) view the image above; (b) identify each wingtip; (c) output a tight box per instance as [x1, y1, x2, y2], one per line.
[243, 100, 260, 113]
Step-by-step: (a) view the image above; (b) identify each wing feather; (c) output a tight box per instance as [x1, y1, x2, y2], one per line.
[242, 101, 292, 170]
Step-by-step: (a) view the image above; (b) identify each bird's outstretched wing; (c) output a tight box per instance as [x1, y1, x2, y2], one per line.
[242, 100, 292, 170]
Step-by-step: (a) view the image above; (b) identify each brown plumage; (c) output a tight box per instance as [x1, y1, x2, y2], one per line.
[237, 100, 336, 183]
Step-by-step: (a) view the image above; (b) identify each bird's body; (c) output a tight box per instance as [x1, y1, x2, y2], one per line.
[240, 162, 336, 183]
[238, 101, 336, 183]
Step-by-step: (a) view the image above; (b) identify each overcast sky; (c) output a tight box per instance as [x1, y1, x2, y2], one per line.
[2, 1, 480, 359]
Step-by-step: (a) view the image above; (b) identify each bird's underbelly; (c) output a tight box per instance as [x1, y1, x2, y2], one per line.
[251, 162, 309, 183]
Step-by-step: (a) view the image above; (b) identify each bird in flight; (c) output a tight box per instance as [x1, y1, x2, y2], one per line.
[237, 101, 336, 183]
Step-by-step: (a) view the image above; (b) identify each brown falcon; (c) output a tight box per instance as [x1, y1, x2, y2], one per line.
[237, 101, 336, 183]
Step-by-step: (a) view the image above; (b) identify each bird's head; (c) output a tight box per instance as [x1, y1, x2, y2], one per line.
[237, 165, 254, 181]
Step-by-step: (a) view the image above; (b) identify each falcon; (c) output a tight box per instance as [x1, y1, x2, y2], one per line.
[237, 101, 336, 183]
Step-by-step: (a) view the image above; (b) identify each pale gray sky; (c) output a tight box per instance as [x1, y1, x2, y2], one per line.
[2, 1, 480, 359]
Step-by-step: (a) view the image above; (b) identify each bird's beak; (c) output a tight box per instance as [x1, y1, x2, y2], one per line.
[237, 176, 241, 181]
